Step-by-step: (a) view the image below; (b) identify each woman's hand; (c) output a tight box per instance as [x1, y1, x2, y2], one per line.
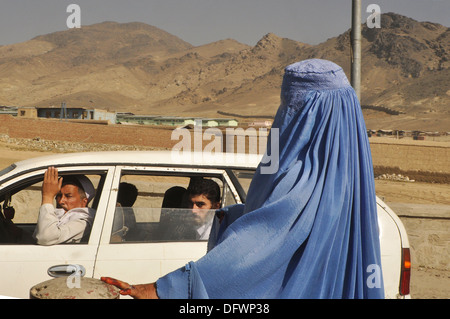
[101, 277, 159, 299]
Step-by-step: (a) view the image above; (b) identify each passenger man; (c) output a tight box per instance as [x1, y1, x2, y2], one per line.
[33, 167, 96, 245]
[158, 178, 221, 241]
[185, 178, 221, 240]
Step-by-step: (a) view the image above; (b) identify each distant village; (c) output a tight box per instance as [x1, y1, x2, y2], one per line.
[0, 105, 270, 128]
[0, 105, 447, 140]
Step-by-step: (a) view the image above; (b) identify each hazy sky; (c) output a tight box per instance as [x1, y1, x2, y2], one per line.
[0, 0, 448, 46]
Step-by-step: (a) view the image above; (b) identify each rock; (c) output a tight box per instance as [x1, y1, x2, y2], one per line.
[375, 173, 415, 182]
[30, 277, 120, 299]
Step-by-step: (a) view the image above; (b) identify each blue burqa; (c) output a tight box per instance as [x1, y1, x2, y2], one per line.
[156, 59, 384, 299]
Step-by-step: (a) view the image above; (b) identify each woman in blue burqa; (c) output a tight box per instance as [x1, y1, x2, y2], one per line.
[102, 59, 385, 299]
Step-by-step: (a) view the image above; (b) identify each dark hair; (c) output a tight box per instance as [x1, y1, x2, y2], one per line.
[117, 182, 138, 207]
[187, 178, 221, 204]
[162, 186, 187, 208]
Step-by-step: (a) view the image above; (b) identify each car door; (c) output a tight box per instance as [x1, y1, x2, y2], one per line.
[0, 166, 115, 298]
[93, 165, 242, 288]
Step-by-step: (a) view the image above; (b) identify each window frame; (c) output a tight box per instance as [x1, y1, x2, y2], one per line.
[100, 165, 242, 245]
[0, 165, 114, 245]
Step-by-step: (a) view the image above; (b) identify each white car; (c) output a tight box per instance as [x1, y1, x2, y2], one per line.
[0, 151, 410, 299]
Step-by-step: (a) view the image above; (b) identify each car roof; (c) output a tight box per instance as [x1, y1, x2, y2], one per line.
[1, 150, 261, 181]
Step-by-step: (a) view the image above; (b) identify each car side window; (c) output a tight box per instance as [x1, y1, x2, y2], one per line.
[0, 172, 105, 245]
[0, 179, 43, 243]
[110, 173, 234, 243]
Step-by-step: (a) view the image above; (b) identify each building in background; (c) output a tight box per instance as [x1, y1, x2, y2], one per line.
[116, 114, 238, 127]
[16, 106, 117, 124]
[0, 106, 18, 116]
[11, 106, 239, 128]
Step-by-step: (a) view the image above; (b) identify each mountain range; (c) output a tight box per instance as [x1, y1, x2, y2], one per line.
[0, 12, 448, 127]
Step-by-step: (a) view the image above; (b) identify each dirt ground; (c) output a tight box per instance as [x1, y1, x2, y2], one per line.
[0, 116, 448, 299]
[374, 180, 449, 299]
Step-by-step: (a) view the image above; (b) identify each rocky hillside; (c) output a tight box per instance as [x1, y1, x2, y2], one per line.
[0, 13, 448, 119]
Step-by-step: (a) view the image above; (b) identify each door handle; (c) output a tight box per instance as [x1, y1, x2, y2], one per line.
[47, 264, 86, 278]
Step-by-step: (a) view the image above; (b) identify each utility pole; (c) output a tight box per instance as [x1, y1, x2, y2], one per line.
[60, 101, 67, 121]
[351, 0, 362, 101]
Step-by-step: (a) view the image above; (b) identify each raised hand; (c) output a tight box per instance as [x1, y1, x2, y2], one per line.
[41, 167, 62, 205]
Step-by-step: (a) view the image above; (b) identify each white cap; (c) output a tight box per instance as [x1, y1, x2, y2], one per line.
[76, 175, 95, 203]
[63, 175, 96, 204]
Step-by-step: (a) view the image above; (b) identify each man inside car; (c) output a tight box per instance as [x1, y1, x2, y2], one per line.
[158, 177, 221, 241]
[185, 178, 221, 240]
[33, 167, 96, 245]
